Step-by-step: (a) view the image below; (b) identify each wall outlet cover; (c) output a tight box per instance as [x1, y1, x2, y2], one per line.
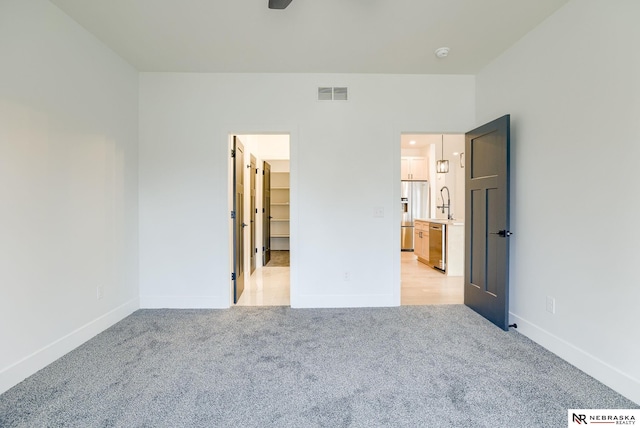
[546, 296, 555, 314]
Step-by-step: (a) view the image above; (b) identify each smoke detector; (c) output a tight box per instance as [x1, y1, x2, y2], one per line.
[435, 47, 450, 58]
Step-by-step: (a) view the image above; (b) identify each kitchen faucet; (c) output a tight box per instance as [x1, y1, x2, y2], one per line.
[437, 186, 452, 220]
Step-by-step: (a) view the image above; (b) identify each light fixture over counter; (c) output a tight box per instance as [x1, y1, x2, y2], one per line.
[436, 134, 449, 173]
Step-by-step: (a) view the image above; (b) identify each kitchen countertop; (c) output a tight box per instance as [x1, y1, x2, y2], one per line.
[415, 218, 464, 226]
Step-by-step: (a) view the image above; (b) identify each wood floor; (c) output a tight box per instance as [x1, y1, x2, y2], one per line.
[400, 251, 463, 305]
[235, 251, 463, 307]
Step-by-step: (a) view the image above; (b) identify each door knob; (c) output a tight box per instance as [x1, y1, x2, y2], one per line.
[242, 223, 248, 228]
[491, 230, 513, 237]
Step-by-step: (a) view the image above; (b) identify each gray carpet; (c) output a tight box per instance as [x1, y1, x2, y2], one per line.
[0, 306, 636, 427]
[266, 250, 289, 267]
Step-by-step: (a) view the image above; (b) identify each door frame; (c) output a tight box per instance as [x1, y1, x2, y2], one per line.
[228, 131, 296, 307]
[263, 161, 272, 266]
[397, 131, 467, 305]
[250, 154, 257, 275]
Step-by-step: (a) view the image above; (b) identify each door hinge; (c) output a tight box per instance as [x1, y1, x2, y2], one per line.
[262, 208, 265, 213]
[231, 211, 236, 219]
[231, 272, 236, 281]
[255, 208, 258, 213]
[255, 248, 258, 254]
[256, 168, 259, 174]
[231, 149, 235, 158]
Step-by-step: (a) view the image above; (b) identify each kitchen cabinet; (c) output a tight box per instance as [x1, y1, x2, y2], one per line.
[270, 172, 289, 250]
[415, 219, 465, 276]
[401, 157, 428, 180]
[414, 220, 429, 263]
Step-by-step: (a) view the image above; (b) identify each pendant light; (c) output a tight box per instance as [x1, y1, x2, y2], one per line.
[436, 134, 449, 173]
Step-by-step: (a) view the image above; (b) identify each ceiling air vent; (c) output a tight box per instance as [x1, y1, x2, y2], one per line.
[317, 87, 349, 101]
[333, 87, 348, 101]
[318, 87, 333, 101]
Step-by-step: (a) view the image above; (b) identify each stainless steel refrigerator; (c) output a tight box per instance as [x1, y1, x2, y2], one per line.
[401, 181, 429, 251]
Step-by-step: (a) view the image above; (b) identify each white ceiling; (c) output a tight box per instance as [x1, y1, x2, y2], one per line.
[239, 134, 290, 160]
[50, 0, 569, 74]
[401, 134, 461, 150]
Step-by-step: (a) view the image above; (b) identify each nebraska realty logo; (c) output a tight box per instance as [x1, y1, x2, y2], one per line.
[569, 409, 639, 426]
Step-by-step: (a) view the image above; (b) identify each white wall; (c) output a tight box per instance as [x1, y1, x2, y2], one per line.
[139, 73, 474, 308]
[476, 0, 640, 404]
[0, 0, 139, 394]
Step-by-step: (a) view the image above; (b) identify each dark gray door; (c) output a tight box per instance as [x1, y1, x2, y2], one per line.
[262, 161, 271, 266]
[250, 155, 257, 275]
[232, 136, 245, 303]
[464, 115, 512, 330]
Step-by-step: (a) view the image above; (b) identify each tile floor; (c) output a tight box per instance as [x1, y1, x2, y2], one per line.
[235, 251, 463, 307]
[235, 266, 290, 306]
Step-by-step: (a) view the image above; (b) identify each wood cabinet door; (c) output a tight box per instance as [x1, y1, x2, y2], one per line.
[401, 157, 428, 180]
[401, 158, 411, 180]
[422, 223, 429, 262]
[413, 227, 422, 257]
[414, 221, 427, 260]
[410, 158, 428, 180]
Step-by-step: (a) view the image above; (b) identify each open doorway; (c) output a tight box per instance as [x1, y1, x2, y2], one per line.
[400, 133, 465, 305]
[230, 134, 291, 306]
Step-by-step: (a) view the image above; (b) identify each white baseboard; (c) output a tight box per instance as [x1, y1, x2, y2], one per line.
[0, 298, 139, 395]
[510, 312, 640, 405]
[139, 295, 229, 309]
[292, 293, 396, 308]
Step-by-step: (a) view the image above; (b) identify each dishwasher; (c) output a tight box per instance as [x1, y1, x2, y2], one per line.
[428, 223, 446, 272]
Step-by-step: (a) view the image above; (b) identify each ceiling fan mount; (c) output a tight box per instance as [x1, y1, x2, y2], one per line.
[268, 0, 293, 9]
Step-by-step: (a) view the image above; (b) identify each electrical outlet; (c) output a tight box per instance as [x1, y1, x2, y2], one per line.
[97, 285, 104, 300]
[343, 271, 351, 281]
[546, 296, 555, 314]
[373, 207, 384, 218]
